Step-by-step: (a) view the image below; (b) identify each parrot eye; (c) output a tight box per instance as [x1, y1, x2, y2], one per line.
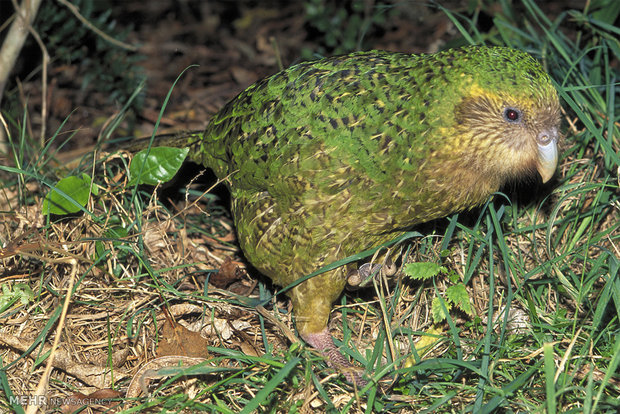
[503, 108, 522, 123]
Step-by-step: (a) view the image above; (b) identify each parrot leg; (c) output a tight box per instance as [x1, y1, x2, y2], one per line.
[346, 258, 397, 289]
[302, 328, 368, 387]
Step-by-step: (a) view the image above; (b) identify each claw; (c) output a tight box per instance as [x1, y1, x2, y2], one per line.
[381, 257, 398, 277]
[347, 262, 380, 288]
[347, 258, 397, 289]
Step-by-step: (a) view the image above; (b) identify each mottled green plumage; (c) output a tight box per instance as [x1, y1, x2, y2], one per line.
[166, 46, 560, 362]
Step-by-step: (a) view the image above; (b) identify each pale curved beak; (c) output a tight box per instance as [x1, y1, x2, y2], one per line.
[536, 127, 559, 183]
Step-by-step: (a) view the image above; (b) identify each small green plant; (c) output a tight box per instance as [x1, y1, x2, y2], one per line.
[403, 261, 474, 323]
[0, 283, 34, 314]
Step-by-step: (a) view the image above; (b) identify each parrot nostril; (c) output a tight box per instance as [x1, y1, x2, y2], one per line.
[537, 130, 555, 146]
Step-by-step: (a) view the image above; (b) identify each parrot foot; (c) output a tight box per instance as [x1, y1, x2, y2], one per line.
[346, 258, 397, 290]
[302, 328, 368, 388]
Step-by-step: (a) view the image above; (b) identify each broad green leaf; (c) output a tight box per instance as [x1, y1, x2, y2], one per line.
[403, 262, 445, 280]
[129, 146, 189, 185]
[42, 173, 97, 215]
[431, 297, 451, 323]
[446, 283, 473, 315]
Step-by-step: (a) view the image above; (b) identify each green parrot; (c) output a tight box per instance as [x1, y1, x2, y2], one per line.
[142, 46, 561, 385]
